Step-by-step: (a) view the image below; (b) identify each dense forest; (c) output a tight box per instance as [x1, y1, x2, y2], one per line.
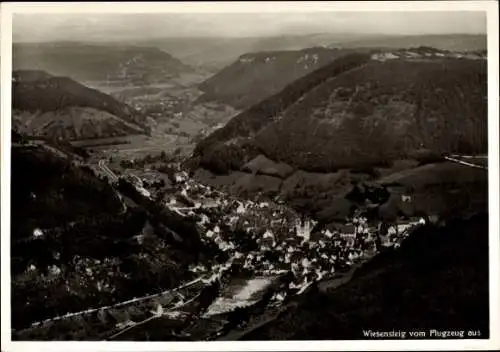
[192, 54, 486, 175]
[10, 145, 218, 330]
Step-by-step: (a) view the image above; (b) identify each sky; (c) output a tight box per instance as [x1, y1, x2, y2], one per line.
[12, 11, 486, 42]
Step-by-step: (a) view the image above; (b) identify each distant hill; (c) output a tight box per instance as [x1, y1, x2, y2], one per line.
[140, 33, 368, 70]
[196, 34, 486, 110]
[12, 70, 149, 141]
[329, 34, 487, 52]
[197, 47, 370, 109]
[12, 43, 194, 84]
[191, 49, 487, 174]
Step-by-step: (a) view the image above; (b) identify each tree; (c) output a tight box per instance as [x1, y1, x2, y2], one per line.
[160, 151, 167, 161]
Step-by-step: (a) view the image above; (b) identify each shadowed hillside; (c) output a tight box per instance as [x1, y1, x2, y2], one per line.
[10, 143, 210, 331]
[191, 51, 486, 174]
[12, 70, 149, 140]
[10, 145, 123, 243]
[192, 53, 372, 170]
[253, 57, 486, 171]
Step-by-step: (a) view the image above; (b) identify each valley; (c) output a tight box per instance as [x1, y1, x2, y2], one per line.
[9, 27, 491, 342]
[11, 131, 488, 340]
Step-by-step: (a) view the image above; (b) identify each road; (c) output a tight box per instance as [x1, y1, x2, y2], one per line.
[444, 156, 488, 170]
[27, 277, 205, 328]
[98, 159, 120, 182]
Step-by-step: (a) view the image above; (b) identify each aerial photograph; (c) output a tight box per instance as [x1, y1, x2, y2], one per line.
[3, 3, 495, 344]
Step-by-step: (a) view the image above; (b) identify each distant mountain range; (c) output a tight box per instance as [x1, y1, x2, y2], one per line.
[327, 34, 487, 52]
[12, 70, 150, 141]
[136, 33, 356, 70]
[196, 35, 486, 110]
[140, 33, 486, 70]
[12, 33, 485, 87]
[13, 43, 194, 84]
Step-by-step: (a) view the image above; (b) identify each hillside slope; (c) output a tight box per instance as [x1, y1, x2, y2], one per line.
[10, 142, 208, 331]
[12, 70, 149, 140]
[192, 50, 487, 174]
[13, 43, 194, 84]
[197, 47, 368, 109]
[10, 144, 123, 243]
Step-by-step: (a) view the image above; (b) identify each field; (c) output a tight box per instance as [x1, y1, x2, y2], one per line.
[73, 70, 240, 162]
[75, 134, 192, 162]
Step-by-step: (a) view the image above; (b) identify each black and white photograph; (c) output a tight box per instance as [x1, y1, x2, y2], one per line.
[1, 1, 499, 350]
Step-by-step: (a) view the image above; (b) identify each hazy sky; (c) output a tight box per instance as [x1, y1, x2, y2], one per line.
[13, 11, 486, 42]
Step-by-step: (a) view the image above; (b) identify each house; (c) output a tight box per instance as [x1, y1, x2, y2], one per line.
[295, 219, 312, 242]
[401, 195, 412, 203]
[339, 224, 357, 247]
[33, 228, 43, 238]
[339, 224, 356, 236]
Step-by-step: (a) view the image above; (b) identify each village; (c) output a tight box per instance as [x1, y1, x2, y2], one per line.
[16, 156, 428, 340]
[120, 160, 427, 316]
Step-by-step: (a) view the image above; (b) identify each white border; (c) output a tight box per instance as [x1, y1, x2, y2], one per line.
[1, 1, 499, 351]
[1, 1, 497, 13]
